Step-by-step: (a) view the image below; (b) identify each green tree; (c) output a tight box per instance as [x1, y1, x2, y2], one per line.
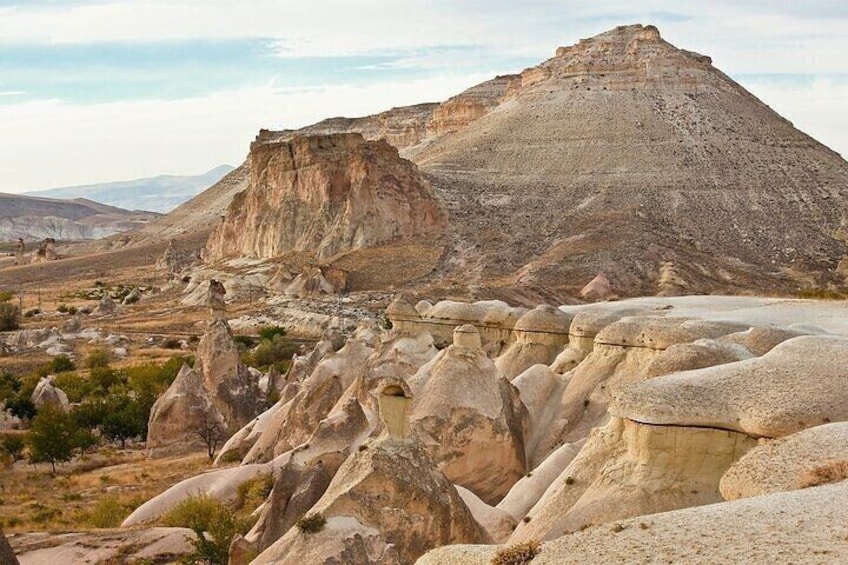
[101, 395, 145, 449]
[1, 434, 25, 462]
[0, 302, 19, 331]
[28, 404, 78, 473]
[5, 395, 36, 421]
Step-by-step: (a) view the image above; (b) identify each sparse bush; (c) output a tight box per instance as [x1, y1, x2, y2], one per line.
[380, 312, 393, 331]
[247, 335, 297, 369]
[56, 303, 78, 315]
[296, 512, 326, 534]
[217, 449, 243, 464]
[86, 495, 127, 528]
[257, 325, 286, 341]
[48, 355, 76, 374]
[0, 291, 13, 303]
[565, 476, 575, 486]
[491, 540, 541, 565]
[233, 335, 256, 350]
[235, 474, 274, 513]
[0, 302, 20, 331]
[85, 348, 111, 369]
[1, 434, 25, 462]
[162, 338, 182, 350]
[162, 495, 251, 565]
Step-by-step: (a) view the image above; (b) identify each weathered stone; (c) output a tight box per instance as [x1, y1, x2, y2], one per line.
[251, 438, 490, 564]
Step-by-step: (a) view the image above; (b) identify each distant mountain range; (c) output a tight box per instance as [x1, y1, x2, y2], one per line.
[0, 193, 160, 241]
[23, 165, 235, 213]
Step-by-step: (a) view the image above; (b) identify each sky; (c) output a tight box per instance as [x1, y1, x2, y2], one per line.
[1, 1, 846, 193]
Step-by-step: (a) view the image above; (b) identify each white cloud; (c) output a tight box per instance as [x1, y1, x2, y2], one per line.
[2, 1, 846, 73]
[0, 72, 491, 192]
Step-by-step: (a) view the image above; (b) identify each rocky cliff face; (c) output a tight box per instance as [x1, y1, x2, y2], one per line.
[206, 133, 446, 261]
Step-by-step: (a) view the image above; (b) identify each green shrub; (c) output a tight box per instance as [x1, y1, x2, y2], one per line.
[89, 367, 122, 392]
[491, 540, 541, 565]
[1, 434, 25, 462]
[48, 355, 76, 374]
[162, 495, 251, 565]
[85, 349, 111, 369]
[0, 291, 13, 303]
[86, 495, 127, 528]
[248, 335, 297, 369]
[0, 302, 20, 331]
[257, 325, 287, 341]
[296, 512, 326, 534]
[235, 474, 274, 512]
[53, 372, 91, 403]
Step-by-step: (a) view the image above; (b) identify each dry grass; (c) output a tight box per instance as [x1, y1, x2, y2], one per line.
[0, 452, 214, 532]
[799, 460, 848, 489]
[491, 540, 541, 565]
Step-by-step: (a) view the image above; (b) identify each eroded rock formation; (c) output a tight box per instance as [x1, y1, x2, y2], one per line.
[206, 133, 446, 261]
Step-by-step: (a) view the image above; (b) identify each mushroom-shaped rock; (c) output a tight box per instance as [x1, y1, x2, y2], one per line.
[407, 324, 528, 504]
[580, 273, 615, 301]
[385, 295, 422, 335]
[643, 339, 752, 379]
[719, 326, 807, 356]
[30, 376, 69, 411]
[495, 305, 572, 380]
[510, 417, 756, 543]
[251, 438, 490, 564]
[720, 422, 848, 500]
[611, 336, 848, 438]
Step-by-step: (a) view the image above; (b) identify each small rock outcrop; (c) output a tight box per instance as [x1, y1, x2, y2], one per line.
[30, 376, 69, 410]
[206, 133, 446, 261]
[579, 273, 615, 301]
[494, 305, 572, 380]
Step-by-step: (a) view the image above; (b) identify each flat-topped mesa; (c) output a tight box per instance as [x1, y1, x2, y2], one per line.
[520, 23, 721, 93]
[206, 133, 446, 261]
